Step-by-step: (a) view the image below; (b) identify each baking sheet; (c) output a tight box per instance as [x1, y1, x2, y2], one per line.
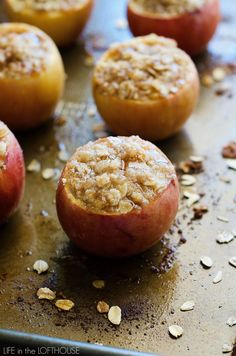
[0, 1, 236, 355]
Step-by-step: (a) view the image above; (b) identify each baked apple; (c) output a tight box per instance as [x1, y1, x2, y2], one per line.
[56, 136, 179, 257]
[127, 0, 221, 56]
[0, 121, 25, 225]
[93, 34, 199, 141]
[0, 23, 65, 131]
[5, 0, 94, 47]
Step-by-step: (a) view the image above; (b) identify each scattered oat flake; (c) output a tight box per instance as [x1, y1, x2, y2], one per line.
[180, 300, 195, 311]
[40, 210, 49, 217]
[97, 301, 109, 314]
[232, 230, 236, 237]
[37, 287, 56, 300]
[219, 176, 231, 183]
[92, 122, 106, 132]
[200, 256, 213, 269]
[55, 299, 74, 311]
[87, 106, 97, 117]
[180, 174, 196, 186]
[27, 159, 41, 173]
[212, 67, 226, 82]
[94, 131, 108, 139]
[33, 260, 49, 274]
[178, 160, 203, 174]
[91, 35, 106, 51]
[229, 257, 236, 268]
[217, 232, 234, 244]
[58, 150, 69, 163]
[189, 155, 204, 163]
[108, 306, 122, 325]
[217, 216, 229, 223]
[42, 168, 55, 180]
[92, 280, 105, 289]
[115, 18, 128, 30]
[222, 343, 233, 353]
[201, 74, 214, 87]
[213, 271, 223, 284]
[215, 82, 232, 96]
[226, 159, 236, 171]
[227, 316, 236, 327]
[184, 191, 200, 207]
[168, 325, 183, 338]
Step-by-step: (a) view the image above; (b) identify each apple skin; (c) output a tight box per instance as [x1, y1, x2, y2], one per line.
[0, 121, 25, 225]
[127, 0, 221, 56]
[56, 174, 179, 258]
[5, 0, 94, 47]
[93, 61, 199, 141]
[0, 23, 65, 131]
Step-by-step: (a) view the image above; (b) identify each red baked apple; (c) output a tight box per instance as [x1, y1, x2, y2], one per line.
[93, 34, 199, 141]
[56, 136, 179, 258]
[127, 0, 221, 56]
[0, 22, 65, 131]
[0, 121, 25, 225]
[5, 0, 94, 47]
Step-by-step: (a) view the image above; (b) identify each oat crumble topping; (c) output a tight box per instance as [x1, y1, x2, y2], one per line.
[64, 136, 176, 214]
[11, 0, 87, 12]
[93, 34, 192, 101]
[0, 27, 49, 78]
[131, 0, 207, 17]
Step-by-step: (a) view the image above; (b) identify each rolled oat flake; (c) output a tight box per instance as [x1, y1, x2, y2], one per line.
[222, 343, 233, 353]
[180, 300, 195, 311]
[108, 306, 122, 325]
[229, 257, 236, 268]
[213, 271, 222, 284]
[200, 256, 213, 268]
[217, 232, 234, 244]
[226, 316, 236, 327]
[168, 325, 183, 338]
[33, 260, 49, 274]
[37, 287, 56, 300]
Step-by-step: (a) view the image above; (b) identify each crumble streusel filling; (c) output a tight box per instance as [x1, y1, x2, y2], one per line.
[0, 26, 49, 78]
[64, 136, 176, 214]
[130, 0, 207, 17]
[10, 0, 87, 12]
[93, 34, 192, 101]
